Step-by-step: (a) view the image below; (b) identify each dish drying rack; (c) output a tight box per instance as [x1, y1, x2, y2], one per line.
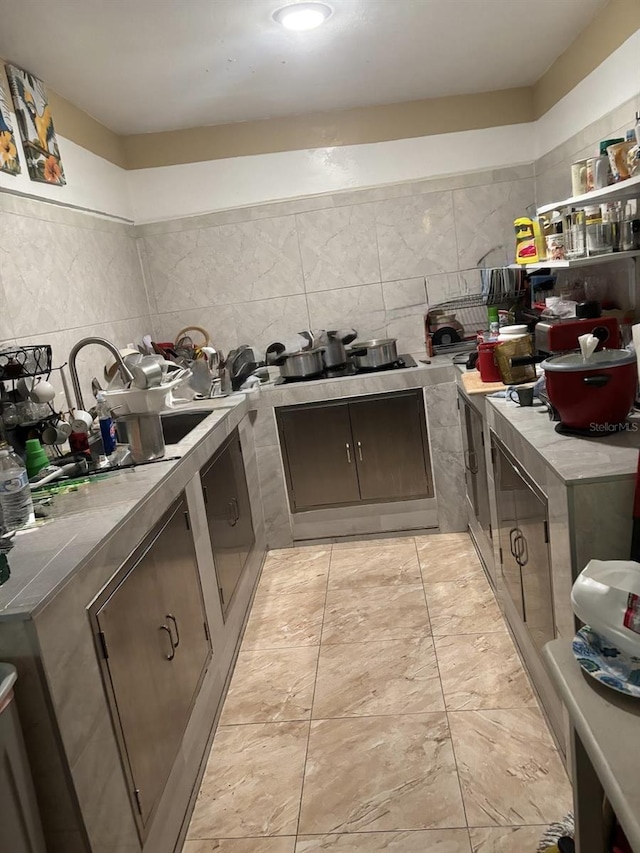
[425, 267, 528, 356]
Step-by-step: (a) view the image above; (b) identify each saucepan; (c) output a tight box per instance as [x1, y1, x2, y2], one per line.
[273, 348, 324, 380]
[346, 338, 398, 370]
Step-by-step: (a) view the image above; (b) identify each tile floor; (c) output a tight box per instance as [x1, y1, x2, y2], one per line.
[184, 533, 571, 853]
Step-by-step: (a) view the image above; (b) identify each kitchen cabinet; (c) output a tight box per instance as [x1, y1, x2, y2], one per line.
[277, 390, 432, 512]
[92, 495, 211, 837]
[492, 437, 555, 654]
[201, 429, 255, 614]
[459, 392, 494, 581]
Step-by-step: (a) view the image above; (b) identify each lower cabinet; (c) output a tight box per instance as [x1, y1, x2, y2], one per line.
[201, 429, 255, 615]
[277, 390, 433, 512]
[492, 437, 555, 655]
[92, 495, 211, 839]
[459, 392, 494, 581]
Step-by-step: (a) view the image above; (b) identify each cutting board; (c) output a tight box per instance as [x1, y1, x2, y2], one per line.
[460, 370, 506, 395]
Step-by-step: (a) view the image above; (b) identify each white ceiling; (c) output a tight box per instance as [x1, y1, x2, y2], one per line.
[0, 0, 607, 135]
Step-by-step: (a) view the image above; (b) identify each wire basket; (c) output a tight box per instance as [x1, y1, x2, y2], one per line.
[0, 345, 52, 381]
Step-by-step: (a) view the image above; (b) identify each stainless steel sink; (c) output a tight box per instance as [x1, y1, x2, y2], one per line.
[160, 411, 210, 444]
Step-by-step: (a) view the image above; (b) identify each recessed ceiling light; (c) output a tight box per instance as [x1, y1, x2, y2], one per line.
[273, 2, 332, 31]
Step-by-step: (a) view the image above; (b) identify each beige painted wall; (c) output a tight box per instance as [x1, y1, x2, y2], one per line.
[1, 0, 637, 170]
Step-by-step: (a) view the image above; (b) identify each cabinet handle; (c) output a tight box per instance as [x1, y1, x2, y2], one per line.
[357, 441, 363, 462]
[166, 614, 180, 648]
[202, 485, 208, 505]
[159, 624, 175, 661]
[517, 533, 529, 567]
[509, 527, 518, 558]
[232, 497, 239, 523]
[227, 500, 238, 527]
[345, 443, 352, 464]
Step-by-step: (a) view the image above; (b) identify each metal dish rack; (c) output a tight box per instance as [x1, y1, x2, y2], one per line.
[425, 272, 528, 356]
[0, 345, 52, 382]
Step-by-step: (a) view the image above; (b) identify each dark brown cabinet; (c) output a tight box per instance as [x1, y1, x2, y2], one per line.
[277, 391, 433, 512]
[93, 496, 211, 837]
[493, 437, 555, 654]
[201, 430, 255, 614]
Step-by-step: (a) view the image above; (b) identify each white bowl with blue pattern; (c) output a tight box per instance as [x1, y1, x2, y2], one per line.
[572, 625, 640, 697]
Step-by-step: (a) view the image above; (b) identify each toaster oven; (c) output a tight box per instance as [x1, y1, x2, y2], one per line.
[535, 316, 619, 354]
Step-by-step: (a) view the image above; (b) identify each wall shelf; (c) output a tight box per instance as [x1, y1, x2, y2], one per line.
[537, 174, 640, 216]
[510, 250, 640, 271]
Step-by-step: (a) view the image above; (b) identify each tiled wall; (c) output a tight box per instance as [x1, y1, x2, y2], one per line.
[0, 193, 152, 406]
[535, 92, 640, 207]
[138, 165, 535, 356]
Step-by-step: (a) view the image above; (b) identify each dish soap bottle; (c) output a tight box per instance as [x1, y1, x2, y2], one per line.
[96, 393, 117, 456]
[0, 442, 34, 531]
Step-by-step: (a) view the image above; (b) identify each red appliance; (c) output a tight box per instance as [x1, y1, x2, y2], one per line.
[477, 341, 502, 382]
[541, 349, 637, 430]
[535, 316, 619, 354]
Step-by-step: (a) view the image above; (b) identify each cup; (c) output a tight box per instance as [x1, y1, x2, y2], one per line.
[131, 359, 163, 390]
[70, 410, 93, 433]
[516, 386, 534, 406]
[42, 419, 73, 446]
[586, 156, 609, 191]
[571, 160, 588, 196]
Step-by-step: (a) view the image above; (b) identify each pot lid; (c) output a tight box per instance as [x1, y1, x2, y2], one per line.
[352, 338, 396, 348]
[542, 349, 637, 372]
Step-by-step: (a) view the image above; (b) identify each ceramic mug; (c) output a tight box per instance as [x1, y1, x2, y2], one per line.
[586, 156, 609, 191]
[70, 410, 93, 433]
[571, 160, 588, 196]
[42, 419, 73, 446]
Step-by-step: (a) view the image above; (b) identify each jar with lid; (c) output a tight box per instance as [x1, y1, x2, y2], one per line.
[564, 209, 586, 259]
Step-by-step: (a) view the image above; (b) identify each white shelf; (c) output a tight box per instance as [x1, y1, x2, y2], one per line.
[511, 250, 640, 270]
[537, 175, 640, 216]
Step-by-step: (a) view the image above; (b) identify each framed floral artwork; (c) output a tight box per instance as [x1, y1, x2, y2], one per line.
[0, 81, 20, 176]
[5, 64, 65, 186]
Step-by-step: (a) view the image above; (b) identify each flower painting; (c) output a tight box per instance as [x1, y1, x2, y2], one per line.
[0, 82, 20, 176]
[5, 64, 65, 186]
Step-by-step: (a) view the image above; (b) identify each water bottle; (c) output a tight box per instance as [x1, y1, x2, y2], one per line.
[0, 442, 34, 531]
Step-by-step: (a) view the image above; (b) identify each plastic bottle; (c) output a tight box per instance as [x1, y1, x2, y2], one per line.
[96, 392, 117, 455]
[0, 442, 34, 531]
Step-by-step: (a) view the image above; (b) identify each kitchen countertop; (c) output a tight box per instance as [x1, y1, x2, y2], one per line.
[0, 395, 249, 619]
[544, 639, 640, 852]
[486, 395, 640, 484]
[456, 366, 640, 484]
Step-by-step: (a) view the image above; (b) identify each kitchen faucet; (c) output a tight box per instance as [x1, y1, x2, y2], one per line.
[68, 337, 134, 411]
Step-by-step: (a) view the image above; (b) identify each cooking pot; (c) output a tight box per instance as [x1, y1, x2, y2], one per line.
[347, 338, 398, 370]
[320, 330, 358, 369]
[541, 349, 637, 430]
[274, 348, 324, 380]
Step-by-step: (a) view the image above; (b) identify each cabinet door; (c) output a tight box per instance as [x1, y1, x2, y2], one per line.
[228, 434, 255, 573]
[493, 441, 524, 619]
[278, 403, 360, 510]
[515, 484, 555, 654]
[156, 502, 211, 732]
[96, 503, 188, 828]
[467, 405, 491, 539]
[348, 391, 431, 502]
[202, 442, 243, 612]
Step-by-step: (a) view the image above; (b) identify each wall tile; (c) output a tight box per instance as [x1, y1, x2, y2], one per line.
[152, 305, 238, 355]
[374, 192, 458, 281]
[143, 215, 305, 312]
[453, 179, 535, 271]
[306, 283, 386, 341]
[297, 205, 380, 292]
[234, 294, 310, 350]
[382, 278, 426, 311]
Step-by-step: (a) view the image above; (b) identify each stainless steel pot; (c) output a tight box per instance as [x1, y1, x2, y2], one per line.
[116, 412, 165, 463]
[320, 330, 358, 369]
[348, 338, 398, 370]
[274, 348, 324, 379]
